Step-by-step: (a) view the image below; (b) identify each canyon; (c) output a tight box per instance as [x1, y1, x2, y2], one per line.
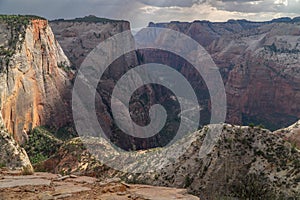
[0, 14, 300, 199]
[2, 15, 298, 147]
[140, 18, 300, 130]
[48, 16, 300, 152]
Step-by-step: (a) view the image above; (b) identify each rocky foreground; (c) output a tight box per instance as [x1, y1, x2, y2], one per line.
[0, 169, 199, 200]
[29, 124, 300, 199]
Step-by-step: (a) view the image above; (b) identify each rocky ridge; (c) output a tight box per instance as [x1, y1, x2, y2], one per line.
[36, 124, 300, 199]
[275, 120, 300, 149]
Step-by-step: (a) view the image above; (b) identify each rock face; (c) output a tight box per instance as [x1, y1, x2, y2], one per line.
[0, 16, 72, 142]
[141, 19, 300, 130]
[0, 113, 33, 172]
[0, 131, 32, 171]
[216, 22, 300, 129]
[50, 16, 131, 69]
[50, 16, 172, 150]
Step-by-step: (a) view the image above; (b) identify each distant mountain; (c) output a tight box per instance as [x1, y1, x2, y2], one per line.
[51, 15, 126, 23]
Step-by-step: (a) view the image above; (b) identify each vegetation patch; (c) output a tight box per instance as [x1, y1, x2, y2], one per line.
[50, 124, 78, 141]
[230, 173, 276, 199]
[0, 162, 6, 168]
[25, 126, 63, 164]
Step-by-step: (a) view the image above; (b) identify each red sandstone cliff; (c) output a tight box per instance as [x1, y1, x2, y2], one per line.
[0, 17, 72, 142]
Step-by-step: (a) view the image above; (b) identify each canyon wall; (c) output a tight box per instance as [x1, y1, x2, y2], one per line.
[50, 16, 132, 69]
[49, 17, 300, 150]
[1, 16, 299, 143]
[0, 16, 72, 142]
[50, 16, 159, 150]
[141, 19, 300, 130]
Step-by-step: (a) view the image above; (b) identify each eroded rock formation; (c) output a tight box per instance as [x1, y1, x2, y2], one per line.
[0, 113, 33, 173]
[0, 16, 72, 142]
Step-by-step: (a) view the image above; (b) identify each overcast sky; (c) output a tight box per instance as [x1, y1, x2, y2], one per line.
[0, 0, 300, 28]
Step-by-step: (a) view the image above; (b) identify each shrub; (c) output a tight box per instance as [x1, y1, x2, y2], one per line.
[291, 143, 298, 154]
[231, 173, 276, 199]
[25, 126, 63, 164]
[184, 175, 193, 188]
[30, 153, 48, 165]
[248, 123, 255, 128]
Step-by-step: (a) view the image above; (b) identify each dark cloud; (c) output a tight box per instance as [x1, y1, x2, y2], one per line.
[137, 0, 203, 7]
[0, 0, 299, 28]
[0, 0, 137, 19]
[210, 0, 274, 13]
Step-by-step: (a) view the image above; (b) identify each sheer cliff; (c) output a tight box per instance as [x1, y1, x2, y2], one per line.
[50, 16, 131, 69]
[50, 16, 174, 150]
[0, 15, 72, 142]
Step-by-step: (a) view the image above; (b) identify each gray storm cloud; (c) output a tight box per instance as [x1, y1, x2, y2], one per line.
[0, 0, 299, 28]
[137, 0, 204, 7]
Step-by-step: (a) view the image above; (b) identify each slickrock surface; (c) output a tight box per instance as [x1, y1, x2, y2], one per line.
[0, 170, 199, 200]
